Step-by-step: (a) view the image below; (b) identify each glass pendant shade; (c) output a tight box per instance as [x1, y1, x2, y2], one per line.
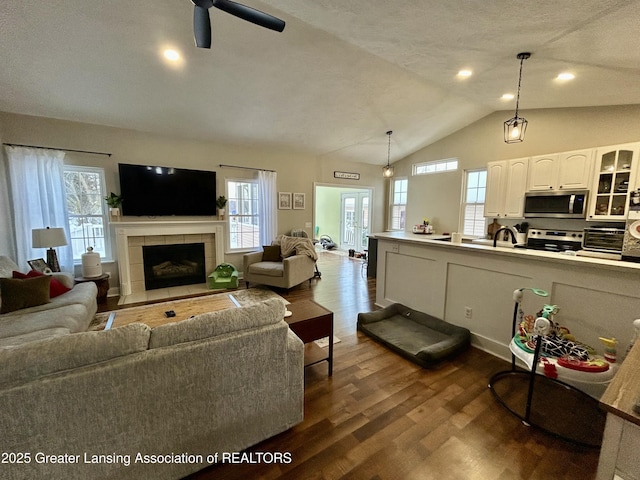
[504, 115, 528, 144]
[383, 165, 394, 178]
[503, 52, 531, 144]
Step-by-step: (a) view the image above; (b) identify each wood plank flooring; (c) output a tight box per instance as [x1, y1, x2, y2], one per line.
[105, 251, 602, 479]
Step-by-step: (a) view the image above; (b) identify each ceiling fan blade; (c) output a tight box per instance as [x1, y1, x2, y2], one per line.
[193, 5, 212, 48]
[212, 0, 285, 32]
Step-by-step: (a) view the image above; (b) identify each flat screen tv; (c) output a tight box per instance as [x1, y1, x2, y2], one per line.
[118, 163, 217, 216]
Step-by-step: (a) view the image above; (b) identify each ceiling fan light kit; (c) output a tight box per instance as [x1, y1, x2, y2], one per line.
[383, 130, 394, 178]
[504, 52, 531, 144]
[192, 0, 285, 49]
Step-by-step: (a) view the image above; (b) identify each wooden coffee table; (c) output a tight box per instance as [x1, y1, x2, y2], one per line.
[105, 293, 239, 330]
[286, 300, 334, 376]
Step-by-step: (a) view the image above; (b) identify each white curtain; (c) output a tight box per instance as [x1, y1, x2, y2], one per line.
[4, 146, 72, 272]
[258, 170, 278, 245]
[0, 142, 17, 260]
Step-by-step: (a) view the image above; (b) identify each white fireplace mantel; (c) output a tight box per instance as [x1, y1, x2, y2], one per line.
[114, 220, 225, 296]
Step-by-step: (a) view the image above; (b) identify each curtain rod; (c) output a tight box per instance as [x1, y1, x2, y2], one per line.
[2, 142, 112, 157]
[219, 164, 275, 173]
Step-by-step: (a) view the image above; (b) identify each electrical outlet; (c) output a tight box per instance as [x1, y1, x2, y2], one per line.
[464, 307, 472, 319]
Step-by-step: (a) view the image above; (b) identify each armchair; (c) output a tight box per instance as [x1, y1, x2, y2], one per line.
[207, 263, 239, 290]
[243, 236, 317, 290]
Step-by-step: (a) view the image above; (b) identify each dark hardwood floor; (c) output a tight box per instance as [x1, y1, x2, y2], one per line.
[107, 251, 602, 479]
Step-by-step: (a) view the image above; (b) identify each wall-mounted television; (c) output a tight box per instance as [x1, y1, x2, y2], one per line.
[118, 163, 217, 216]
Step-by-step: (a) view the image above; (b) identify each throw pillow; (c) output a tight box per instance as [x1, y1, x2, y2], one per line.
[12, 270, 71, 298]
[262, 245, 282, 262]
[0, 275, 51, 314]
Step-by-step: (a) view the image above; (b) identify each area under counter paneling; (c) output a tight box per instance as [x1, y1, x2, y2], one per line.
[383, 252, 441, 317]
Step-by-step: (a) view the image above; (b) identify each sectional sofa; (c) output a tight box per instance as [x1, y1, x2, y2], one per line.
[0, 255, 305, 479]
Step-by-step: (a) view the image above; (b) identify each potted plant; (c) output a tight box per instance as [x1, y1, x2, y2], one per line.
[216, 195, 228, 220]
[105, 192, 123, 219]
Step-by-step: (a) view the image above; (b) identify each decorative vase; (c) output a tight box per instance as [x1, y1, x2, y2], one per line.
[218, 208, 225, 221]
[109, 207, 120, 222]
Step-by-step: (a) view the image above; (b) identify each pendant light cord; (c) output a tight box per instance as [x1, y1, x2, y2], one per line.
[386, 130, 392, 168]
[513, 52, 530, 118]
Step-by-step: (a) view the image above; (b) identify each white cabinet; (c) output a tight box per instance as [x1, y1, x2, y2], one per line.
[528, 149, 593, 191]
[485, 158, 528, 218]
[588, 143, 640, 221]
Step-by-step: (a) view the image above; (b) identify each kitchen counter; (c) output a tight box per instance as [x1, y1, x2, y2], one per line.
[374, 230, 640, 370]
[373, 231, 640, 272]
[597, 342, 640, 479]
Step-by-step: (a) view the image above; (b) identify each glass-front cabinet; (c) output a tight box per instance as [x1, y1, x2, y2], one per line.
[588, 143, 640, 220]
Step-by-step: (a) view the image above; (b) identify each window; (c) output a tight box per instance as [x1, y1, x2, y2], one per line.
[390, 177, 408, 230]
[227, 179, 260, 250]
[63, 166, 110, 261]
[413, 158, 458, 176]
[462, 169, 487, 236]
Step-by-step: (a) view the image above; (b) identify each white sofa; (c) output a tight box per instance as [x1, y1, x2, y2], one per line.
[0, 256, 98, 348]
[0, 297, 304, 480]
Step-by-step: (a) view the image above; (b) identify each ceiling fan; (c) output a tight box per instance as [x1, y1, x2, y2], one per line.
[191, 0, 286, 48]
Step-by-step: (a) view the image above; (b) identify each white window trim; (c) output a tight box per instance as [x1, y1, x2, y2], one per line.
[459, 168, 487, 237]
[226, 177, 261, 253]
[389, 176, 408, 231]
[63, 165, 112, 262]
[413, 158, 458, 176]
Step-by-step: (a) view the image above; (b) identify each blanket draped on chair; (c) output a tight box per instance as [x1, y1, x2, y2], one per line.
[275, 235, 318, 261]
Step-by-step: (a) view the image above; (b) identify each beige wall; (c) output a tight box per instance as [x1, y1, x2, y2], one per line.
[393, 104, 640, 235]
[0, 111, 385, 283]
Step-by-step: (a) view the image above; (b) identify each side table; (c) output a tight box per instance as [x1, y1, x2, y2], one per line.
[285, 300, 333, 376]
[75, 273, 109, 304]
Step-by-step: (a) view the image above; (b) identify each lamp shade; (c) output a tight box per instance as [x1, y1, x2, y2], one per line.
[32, 227, 68, 248]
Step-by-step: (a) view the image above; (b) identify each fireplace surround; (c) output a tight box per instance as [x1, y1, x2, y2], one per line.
[115, 221, 225, 296]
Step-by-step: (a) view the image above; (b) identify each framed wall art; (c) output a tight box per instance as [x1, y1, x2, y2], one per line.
[278, 192, 292, 209]
[28, 258, 49, 273]
[293, 193, 305, 210]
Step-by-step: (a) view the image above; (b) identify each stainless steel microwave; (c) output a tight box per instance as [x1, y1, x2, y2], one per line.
[523, 190, 589, 218]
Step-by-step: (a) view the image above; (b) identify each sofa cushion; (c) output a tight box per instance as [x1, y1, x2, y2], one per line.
[248, 261, 284, 277]
[0, 323, 151, 388]
[262, 245, 281, 262]
[13, 270, 71, 298]
[0, 276, 51, 314]
[0, 281, 97, 319]
[0, 256, 19, 278]
[149, 297, 286, 349]
[0, 327, 71, 349]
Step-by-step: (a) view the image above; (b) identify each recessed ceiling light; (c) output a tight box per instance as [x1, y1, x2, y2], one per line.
[457, 70, 473, 78]
[163, 49, 180, 61]
[557, 72, 575, 81]
[501, 93, 515, 100]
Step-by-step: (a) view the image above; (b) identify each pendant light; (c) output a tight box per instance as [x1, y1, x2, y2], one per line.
[504, 52, 531, 144]
[383, 130, 394, 178]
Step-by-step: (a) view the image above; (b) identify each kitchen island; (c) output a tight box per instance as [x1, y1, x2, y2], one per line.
[374, 231, 640, 370]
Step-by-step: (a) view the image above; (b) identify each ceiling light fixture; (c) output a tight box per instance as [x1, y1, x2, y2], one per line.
[501, 93, 515, 100]
[457, 69, 473, 78]
[557, 72, 575, 81]
[383, 130, 394, 178]
[163, 49, 180, 61]
[504, 52, 531, 144]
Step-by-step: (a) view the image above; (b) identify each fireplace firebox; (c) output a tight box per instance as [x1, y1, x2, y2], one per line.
[142, 243, 206, 290]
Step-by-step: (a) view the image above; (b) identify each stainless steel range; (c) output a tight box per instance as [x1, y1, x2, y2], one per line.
[524, 229, 584, 252]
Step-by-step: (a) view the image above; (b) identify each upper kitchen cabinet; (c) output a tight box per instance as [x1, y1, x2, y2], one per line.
[527, 150, 593, 191]
[485, 158, 529, 218]
[588, 142, 640, 221]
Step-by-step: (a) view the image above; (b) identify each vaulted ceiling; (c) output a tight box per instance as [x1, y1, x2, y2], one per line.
[1, 1, 639, 165]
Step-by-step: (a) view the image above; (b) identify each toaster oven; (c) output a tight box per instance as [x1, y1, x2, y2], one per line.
[582, 227, 625, 253]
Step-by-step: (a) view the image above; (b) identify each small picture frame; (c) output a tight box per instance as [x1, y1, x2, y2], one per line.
[278, 192, 292, 209]
[28, 258, 49, 273]
[293, 193, 306, 210]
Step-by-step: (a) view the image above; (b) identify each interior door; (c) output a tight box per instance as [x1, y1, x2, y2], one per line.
[340, 192, 370, 251]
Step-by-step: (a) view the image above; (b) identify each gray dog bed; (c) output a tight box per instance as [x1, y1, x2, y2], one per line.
[357, 303, 471, 367]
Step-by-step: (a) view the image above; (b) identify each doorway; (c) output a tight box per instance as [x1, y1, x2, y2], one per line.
[314, 184, 373, 252]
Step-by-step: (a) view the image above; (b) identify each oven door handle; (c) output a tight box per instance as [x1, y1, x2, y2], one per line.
[568, 195, 576, 213]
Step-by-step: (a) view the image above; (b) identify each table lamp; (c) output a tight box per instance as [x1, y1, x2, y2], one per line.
[32, 227, 68, 272]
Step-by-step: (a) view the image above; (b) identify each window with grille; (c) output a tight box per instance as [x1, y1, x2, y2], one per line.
[227, 179, 260, 250]
[462, 169, 487, 236]
[389, 177, 408, 230]
[413, 158, 458, 176]
[63, 166, 110, 261]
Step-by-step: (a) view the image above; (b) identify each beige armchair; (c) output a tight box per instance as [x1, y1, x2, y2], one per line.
[243, 236, 317, 290]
